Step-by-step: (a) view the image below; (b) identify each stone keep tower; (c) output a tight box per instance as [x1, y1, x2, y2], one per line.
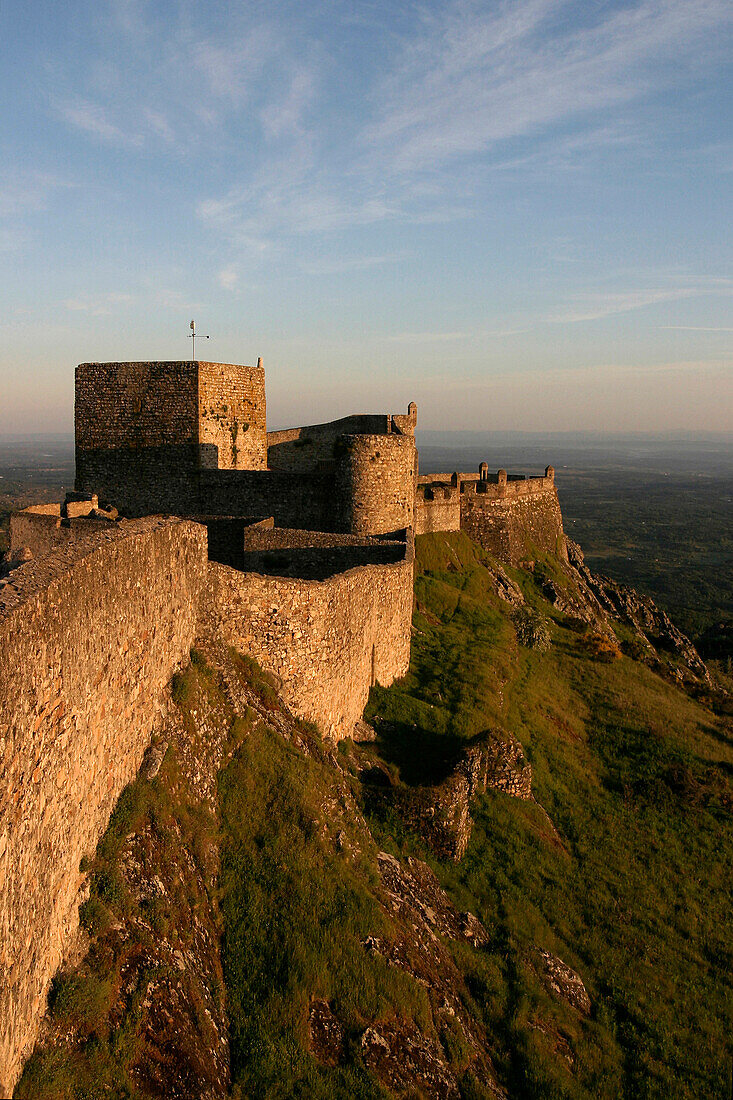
[75, 361, 267, 514]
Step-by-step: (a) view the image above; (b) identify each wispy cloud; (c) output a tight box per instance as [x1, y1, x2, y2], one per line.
[51, 11, 319, 156]
[366, 0, 732, 172]
[218, 266, 239, 290]
[198, 155, 399, 253]
[547, 283, 733, 324]
[143, 108, 176, 145]
[63, 292, 134, 314]
[0, 170, 75, 253]
[55, 98, 144, 148]
[194, 27, 276, 103]
[662, 325, 733, 332]
[193, 0, 731, 255]
[300, 253, 406, 275]
[0, 170, 74, 217]
[260, 66, 317, 140]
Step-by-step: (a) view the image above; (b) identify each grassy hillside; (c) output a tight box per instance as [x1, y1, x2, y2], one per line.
[16, 532, 732, 1098]
[365, 532, 733, 1099]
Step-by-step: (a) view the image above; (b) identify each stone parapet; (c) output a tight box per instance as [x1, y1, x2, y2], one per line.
[205, 532, 414, 740]
[414, 465, 565, 563]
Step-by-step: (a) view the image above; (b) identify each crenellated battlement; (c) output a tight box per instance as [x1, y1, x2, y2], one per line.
[415, 464, 564, 562]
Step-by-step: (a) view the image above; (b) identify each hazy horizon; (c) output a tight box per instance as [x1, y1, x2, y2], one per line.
[2, 428, 732, 443]
[2, 428, 731, 482]
[1, 0, 731, 433]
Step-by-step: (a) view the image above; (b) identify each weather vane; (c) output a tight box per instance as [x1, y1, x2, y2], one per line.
[189, 319, 210, 360]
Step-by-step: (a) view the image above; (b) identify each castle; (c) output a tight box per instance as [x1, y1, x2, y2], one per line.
[0, 359, 565, 1094]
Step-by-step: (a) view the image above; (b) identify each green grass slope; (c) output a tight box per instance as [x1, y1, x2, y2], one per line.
[364, 531, 733, 1100]
[16, 532, 732, 1099]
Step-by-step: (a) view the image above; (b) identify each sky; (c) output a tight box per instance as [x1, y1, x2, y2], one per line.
[1, 0, 732, 433]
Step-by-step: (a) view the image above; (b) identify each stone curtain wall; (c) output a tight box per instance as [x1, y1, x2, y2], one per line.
[10, 509, 119, 561]
[335, 435, 417, 536]
[266, 404, 416, 474]
[414, 468, 566, 565]
[267, 414, 391, 473]
[240, 527, 406, 579]
[198, 469, 334, 532]
[414, 484, 461, 535]
[206, 534, 414, 740]
[199, 440, 418, 537]
[460, 477, 566, 565]
[198, 361, 267, 470]
[0, 519, 207, 1096]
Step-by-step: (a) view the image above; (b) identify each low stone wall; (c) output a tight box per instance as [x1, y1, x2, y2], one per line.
[267, 414, 391, 472]
[10, 508, 119, 560]
[206, 534, 414, 740]
[0, 519, 207, 1096]
[414, 484, 461, 535]
[187, 515, 272, 567]
[240, 527, 406, 579]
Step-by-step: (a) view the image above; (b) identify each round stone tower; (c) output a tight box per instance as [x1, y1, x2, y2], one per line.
[334, 434, 417, 535]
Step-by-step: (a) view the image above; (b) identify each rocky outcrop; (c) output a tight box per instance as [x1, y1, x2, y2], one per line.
[308, 999, 346, 1067]
[361, 1020, 461, 1099]
[364, 729, 533, 860]
[564, 538, 710, 684]
[304, 852, 508, 1097]
[491, 563, 525, 607]
[376, 853, 490, 947]
[534, 948, 591, 1017]
[361, 853, 506, 1099]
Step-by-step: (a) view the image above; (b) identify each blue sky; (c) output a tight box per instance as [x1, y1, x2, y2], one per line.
[1, 0, 731, 432]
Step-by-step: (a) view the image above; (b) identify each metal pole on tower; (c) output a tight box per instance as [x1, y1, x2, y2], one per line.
[189, 319, 210, 360]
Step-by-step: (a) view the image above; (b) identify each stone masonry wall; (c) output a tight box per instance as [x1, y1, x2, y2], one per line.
[198, 468, 333, 532]
[75, 362, 200, 452]
[414, 484, 461, 536]
[240, 527, 406, 579]
[198, 361, 267, 470]
[206, 533, 414, 740]
[334, 435, 417, 536]
[198, 446, 418, 536]
[266, 404, 416, 474]
[460, 478, 566, 565]
[267, 414, 390, 473]
[10, 509, 118, 561]
[75, 362, 202, 515]
[75, 361, 266, 514]
[0, 519, 207, 1096]
[415, 467, 566, 565]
